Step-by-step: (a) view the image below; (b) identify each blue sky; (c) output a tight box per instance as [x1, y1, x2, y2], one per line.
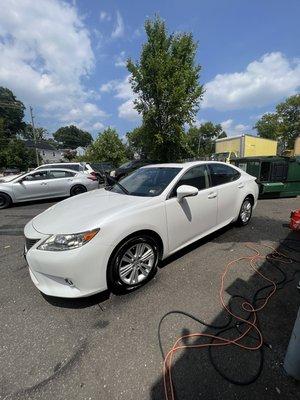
[0, 0, 299, 138]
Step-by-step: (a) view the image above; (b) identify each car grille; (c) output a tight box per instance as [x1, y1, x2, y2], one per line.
[25, 238, 40, 251]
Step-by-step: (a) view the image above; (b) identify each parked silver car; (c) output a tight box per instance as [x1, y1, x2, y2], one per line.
[0, 168, 99, 209]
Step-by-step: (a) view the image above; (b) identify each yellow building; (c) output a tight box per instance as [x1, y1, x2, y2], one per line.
[213, 134, 277, 162]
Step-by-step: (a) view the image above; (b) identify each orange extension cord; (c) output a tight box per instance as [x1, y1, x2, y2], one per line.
[163, 243, 293, 400]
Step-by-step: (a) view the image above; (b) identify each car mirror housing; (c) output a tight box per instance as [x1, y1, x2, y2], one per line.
[176, 185, 198, 201]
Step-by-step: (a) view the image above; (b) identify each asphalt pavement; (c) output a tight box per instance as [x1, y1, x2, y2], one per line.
[0, 196, 300, 400]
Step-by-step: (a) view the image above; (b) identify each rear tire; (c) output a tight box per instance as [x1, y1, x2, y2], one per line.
[0, 193, 12, 209]
[237, 197, 253, 226]
[107, 235, 159, 294]
[70, 185, 87, 196]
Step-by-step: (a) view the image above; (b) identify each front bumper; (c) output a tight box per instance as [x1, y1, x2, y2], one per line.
[24, 222, 112, 298]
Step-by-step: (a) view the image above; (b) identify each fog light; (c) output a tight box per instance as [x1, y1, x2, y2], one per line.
[65, 278, 74, 286]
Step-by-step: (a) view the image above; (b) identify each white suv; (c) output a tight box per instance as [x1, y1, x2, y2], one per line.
[35, 162, 94, 175]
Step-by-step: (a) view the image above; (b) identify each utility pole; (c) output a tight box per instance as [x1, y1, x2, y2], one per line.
[29, 106, 40, 166]
[197, 133, 202, 158]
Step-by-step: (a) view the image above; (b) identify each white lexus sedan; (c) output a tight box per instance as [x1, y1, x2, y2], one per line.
[24, 162, 258, 298]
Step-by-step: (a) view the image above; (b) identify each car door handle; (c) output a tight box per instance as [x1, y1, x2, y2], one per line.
[40, 182, 47, 185]
[208, 192, 217, 199]
[238, 183, 245, 189]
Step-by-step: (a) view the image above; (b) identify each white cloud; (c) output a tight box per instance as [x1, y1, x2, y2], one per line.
[111, 11, 124, 38]
[0, 0, 106, 131]
[221, 119, 250, 136]
[100, 75, 140, 121]
[203, 52, 300, 111]
[115, 51, 126, 68]
[92, 122, 104, 130]
[100, 11, 111, 21]
[118, 99, 139, 121]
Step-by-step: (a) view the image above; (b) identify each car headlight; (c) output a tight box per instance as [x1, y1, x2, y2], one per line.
[37, 228, 100, 251]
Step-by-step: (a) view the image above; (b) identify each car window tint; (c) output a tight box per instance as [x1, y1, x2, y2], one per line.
[170, 165, 209, 197]
[48, 170, 74, 179]
[25, 171, 49, 181]
[63, 164, 80, 171]
[208, 163, 240, 186]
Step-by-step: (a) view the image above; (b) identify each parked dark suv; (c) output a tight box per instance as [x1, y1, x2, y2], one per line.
[111, 160, 158, 181]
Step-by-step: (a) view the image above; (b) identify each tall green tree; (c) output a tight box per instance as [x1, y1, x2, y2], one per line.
[22, 124, 48, 141]
[276, 94, 300, 149]
[127, 16, 203, 162]
[53, 125, 93, 149]
[0, 137, 37, 170]
[84, 127, 126, 166]
[254, 94, 300, 150]
[0, 87, 26, 137]
[186, 122, 227, 157]
[126, 127, 148, 158]
[0, 88, 38, 169]
[254, 113, 279, 141]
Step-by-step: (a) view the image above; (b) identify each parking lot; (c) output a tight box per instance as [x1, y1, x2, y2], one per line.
[0, 197, 300, 400]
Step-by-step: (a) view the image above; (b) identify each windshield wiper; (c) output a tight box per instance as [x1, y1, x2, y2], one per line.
[104, 174, 129, 195]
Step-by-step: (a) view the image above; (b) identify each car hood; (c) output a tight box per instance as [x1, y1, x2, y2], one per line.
[0, 174, 19, 183]
[31, 188, 152, 234]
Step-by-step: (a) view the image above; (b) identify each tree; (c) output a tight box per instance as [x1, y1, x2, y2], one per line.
[63, 149, 77, 161]
[0, 87, 26, 137]
[126, 127, 148, 158]
[186, 122, 227, 157]
[22, 124, 48, 141]
[276, 94, 300, 149]
[254, 94, 300, 150]
[0, 137, 37, 170]
[53, 125, 93, 149]
[254, 113, 280, 141]
[127, 16, 203, 162]
[84, 128, 126, 166]
[0, 90, 37, 170]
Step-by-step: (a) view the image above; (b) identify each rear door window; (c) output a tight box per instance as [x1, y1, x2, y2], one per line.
[48, 170, 75, 179]
[63, 164, 80, 171]
[208, 163, 240, 186]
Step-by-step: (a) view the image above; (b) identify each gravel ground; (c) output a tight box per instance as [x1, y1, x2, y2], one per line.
[0, 196, 299, 400]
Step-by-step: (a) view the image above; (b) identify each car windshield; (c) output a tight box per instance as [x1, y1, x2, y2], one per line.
[119, 161, 134, 169]
[109, 167, 181, 197]
[7, 172, 28, 182]
[211, 152, 230, 161]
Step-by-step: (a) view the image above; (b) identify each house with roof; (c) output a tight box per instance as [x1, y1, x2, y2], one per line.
[24, 140, 66, 163]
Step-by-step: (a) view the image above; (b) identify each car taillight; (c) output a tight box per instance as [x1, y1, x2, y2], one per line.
[90, 171, 97, 176]
[87, 175, 97, 181]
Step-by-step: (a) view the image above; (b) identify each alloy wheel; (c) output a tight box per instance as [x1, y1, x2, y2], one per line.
[118, 242, 155, 285]
[240, 199, 252, 223]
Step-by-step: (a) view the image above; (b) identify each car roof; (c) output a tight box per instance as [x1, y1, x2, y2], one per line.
[141, 161, 233, 169]
[32, 168, 80, 173]
[37, 162, 83, 166]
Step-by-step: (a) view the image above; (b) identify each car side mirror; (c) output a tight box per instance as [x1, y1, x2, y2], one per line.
[17, 176, 27, 183]
[176, 185, 198, 201]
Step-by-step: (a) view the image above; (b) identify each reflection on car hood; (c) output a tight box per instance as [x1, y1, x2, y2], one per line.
[32, 188, 152, 234]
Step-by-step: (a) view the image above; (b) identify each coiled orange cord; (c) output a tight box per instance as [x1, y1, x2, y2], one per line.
[163, 243, 293, 400]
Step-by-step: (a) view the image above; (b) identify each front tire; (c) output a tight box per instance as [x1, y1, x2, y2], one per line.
[0, 193, 12, 209]
[237, 197, 253, 226]
[70, 185, 87, 196]
[107, 235, 159, 293]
